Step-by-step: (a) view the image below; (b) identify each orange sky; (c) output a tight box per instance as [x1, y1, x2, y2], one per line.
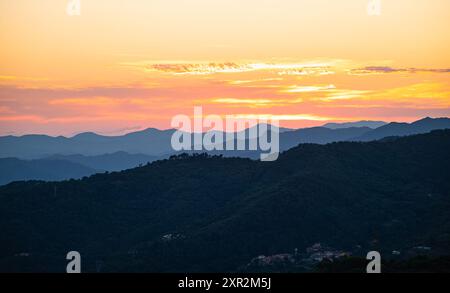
[1, 0, 449, 136]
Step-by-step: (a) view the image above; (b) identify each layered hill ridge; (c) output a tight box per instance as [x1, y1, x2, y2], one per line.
[1, 117, 449, 159]
[355, 117, 450, 141]
[1, 117, 450, 185]
[0, 130, 449, 272]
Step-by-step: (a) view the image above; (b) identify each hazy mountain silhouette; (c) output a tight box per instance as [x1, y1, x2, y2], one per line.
[354, 117, 450, 141]
[0, 117, 449, 160]
[1, 130, 449, 272]
[279, 126, 372, 150]
[0, 152, 163, 185]
[46, 152, 159, 172]
[322, 121, 387, 129]
[0, 125, 372, 159]
[0, 128, 175, 159]
[0, 158, 99, 185]
[181, 125, 373, 160]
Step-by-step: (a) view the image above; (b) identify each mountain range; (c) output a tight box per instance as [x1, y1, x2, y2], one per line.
[1, 130, 449, 272]
[0, 117, 449, 185]
[0, 158, 99, 186]
[322, 121, 387, 129]
[46, 152, 159, 172]
[0, 128, 175, 159]
[1, 118, 449, 159]
[354, 117, 450, 141]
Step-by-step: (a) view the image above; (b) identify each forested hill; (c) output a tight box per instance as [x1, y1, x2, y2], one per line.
[1, 130, 449, 272]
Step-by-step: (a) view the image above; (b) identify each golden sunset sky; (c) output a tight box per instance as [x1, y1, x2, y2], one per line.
[1, 0, 449, 135]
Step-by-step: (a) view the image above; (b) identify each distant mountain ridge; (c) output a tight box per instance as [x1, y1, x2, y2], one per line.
[1, 117, 450, 186]
[0, 158, 99, 185]
[1, 117, 448, 159]
[354, 117, 450, 141]
[46, 152, 159, 172]
[322, 120, 387, 129]
[0, 152, 162, 186]
[0, 128, 175, 159]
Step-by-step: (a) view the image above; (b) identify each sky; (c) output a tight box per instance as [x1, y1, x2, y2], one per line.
[0, 0, 449, 136]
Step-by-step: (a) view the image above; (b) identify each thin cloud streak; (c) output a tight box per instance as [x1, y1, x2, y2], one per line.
[350, 66, 450, 75]
[121, 61, 336, 76]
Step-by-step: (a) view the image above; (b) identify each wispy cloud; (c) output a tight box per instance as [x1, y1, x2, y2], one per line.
[277, 68, 335, 76]
[146, 62, 247, 75]
[212, 98, 274, 105]
[283, 84, 336, 93]
[122, 61, 335, 76]
[0, 75, 17, 81]
[48, 97, 121, 106]
[350, 66, 450, 75]
[317, 83, 450, 109]
[317, 90, 371, 101]
[232, 114, 333, 121]
[211, 97, 304, 108]
[227, 78, 283, 85]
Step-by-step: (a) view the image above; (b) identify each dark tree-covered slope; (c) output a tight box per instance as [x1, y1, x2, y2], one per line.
[0, 130, 449, 272]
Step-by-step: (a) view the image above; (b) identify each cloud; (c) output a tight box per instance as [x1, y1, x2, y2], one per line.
[317, 89, 370, 102]
[350, 66, 450, 75]
[212, 98, 274, 105]
[48, 97, 121, 106]
[317, 83, 450, 109]
[146, 62, 247, 75]
[277, 68, 335, 76]
[0, 115, 44, 122]
[231, 114, 332, 121]
[123, 61, 335, 76]
[227, 78, 283, 85]
[283, 84, 336, 93]
[0, 76, 17, 81]
[211, 97, 304, 107]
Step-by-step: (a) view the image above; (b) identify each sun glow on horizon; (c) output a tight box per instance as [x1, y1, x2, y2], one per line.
[1, 0, 450, 135]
